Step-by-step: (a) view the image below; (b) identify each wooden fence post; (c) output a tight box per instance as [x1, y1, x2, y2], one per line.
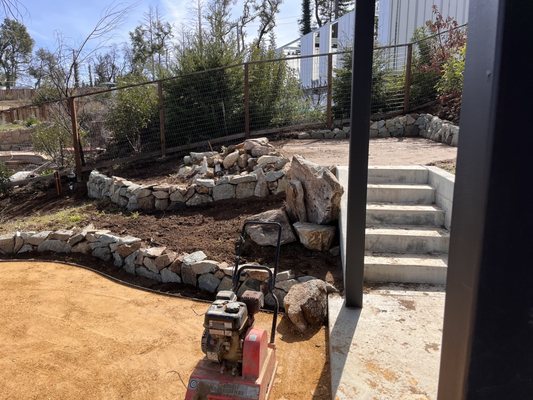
[327, 53, 334, 129]
[68, 97, 83, 181]
[244, 63, 250, 137]
[157, 81, 167, 158]
[403, 43, 414, 113]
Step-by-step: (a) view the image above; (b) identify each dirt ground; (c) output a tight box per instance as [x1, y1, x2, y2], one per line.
[0, 192, 342, 292]
[0, 261, 329, 400]
[276, 137, 457, 167]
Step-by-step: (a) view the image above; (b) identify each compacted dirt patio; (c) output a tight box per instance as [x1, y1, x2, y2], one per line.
[0, 261, 329, 400]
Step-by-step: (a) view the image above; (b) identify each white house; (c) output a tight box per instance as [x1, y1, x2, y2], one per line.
[279, 0, 469, 89]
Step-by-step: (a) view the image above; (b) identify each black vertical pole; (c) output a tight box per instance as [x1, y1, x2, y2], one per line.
[438, 1, 533, 399]
[345, 1, 376, 308]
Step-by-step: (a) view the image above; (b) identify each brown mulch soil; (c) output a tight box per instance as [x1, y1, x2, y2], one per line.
[1, 187, 343, 294]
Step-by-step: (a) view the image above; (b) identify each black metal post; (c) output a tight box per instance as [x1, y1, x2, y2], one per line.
[344, 1, 376, 308]
[438, 1, 533, 399]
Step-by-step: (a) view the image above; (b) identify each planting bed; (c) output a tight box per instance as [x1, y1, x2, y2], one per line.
[0, 261, 329, 400]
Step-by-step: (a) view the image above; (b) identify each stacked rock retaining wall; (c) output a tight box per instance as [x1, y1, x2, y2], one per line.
[0, 228, 322, 307]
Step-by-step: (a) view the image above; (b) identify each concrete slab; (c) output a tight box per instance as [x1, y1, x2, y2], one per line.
[329, 285, 445, 400]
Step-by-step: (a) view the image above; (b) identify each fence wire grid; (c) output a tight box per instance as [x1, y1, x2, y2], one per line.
[0, 26, 466, 173]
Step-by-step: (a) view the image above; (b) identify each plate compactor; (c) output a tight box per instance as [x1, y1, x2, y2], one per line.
[185, 221, 282, 400]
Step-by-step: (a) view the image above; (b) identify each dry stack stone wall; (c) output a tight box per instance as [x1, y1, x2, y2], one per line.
[0, 228, 326, 307]
[87, 138, 290, 211]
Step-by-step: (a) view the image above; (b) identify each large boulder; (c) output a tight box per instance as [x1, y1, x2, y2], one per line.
[245, 209, 296, 247]
[293, 222, 336, 251]
[284, 279, 328, 333]
[287, 155, 344, 224]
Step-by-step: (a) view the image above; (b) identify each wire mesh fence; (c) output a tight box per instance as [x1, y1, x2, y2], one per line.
[0, 26, 465, 176]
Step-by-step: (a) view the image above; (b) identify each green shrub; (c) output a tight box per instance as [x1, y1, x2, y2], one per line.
[0, 161, 11, 196]
[31, 122, 73, 167]
[105, 75, 159, 153]
[437, 45, 466, 97]
[25, 116, 39, 127]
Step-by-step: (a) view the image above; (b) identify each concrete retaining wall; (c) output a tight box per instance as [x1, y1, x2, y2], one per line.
[426, 166, 455, 230]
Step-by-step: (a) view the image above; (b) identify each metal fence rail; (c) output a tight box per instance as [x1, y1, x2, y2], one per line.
[0, 26, 466, 178]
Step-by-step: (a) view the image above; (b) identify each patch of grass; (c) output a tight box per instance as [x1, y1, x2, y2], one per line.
[0, 204, 92, 233]
[0, 123, 25, 132]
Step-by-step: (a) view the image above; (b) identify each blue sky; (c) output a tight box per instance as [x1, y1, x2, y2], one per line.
[19, 0, 301, 54]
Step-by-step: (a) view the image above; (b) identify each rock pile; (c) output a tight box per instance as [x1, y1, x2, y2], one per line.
[87, 138, 290, 211]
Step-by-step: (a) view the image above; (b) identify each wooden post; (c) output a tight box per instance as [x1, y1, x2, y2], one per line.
[327, 53, 334, 129]
[68, 97, 83, 181]
[403, 43, 413, 113]
[244, 63, 250, 137]
[157, 81, 166, 158]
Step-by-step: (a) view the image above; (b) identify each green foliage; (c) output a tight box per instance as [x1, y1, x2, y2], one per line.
[31, 122, 72, 167]
[0, 161, 10, 196]
[333, 47, 396, 119]
[163, 33, 244, 145]
[437, 45, 466, 97]
[24, 116, 39, 127]
[299, 0, 312, 35]
[105, 75, 159, 153]
[0, 18, 34, 88]
[248, 46, 311, 129]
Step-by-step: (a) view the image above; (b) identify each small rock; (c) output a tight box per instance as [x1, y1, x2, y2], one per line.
[161, 267, 181, 283]
[155, 198, 169, 210]
[189, 260, 219, 275]
[49, 230, 74, 241]
[212, 184, 235, 201]
[217, 276, 234, 292]
[72, 241, 91, 254]
[155, 252, 176, 270]
[329, 246, 340, 257]
[245, 209, 297, 247]
[285, 179, 307, 222]
[265, 170, 284, 182]
[284, 280, 328, 333]
[254, 168, 269, 198]
[198, 273, 221, 293]
[230, 174, 257, 184]
[136, 266, 162, 282]
[257, 155, 283, 166]
[236, 182, 256, 199]
[143, 257, 159, 273]
[27, 231, 51, 246]
[293, 222, 336, 251]
[182, 251, 207, 266]
[92, 246, 111, 261]
[276, 270, 295, 282]
[124, 251, 138, 274]
[186, 193, 213, 206]
[144, 247, 167, 258]
[17, 244, 34, 254]
[223, 150, 240, 169]
[0, 233, 14, 254]
[38, 239, 72, 254]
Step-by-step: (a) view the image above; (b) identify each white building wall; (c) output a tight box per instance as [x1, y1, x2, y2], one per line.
[377, 0, 469, 46]
[300, 33, 314, 88]
[318, 23, 331, 84]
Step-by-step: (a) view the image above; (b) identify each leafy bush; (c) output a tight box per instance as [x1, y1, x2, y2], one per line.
[437, 45, 466, 97]
[332, 47, 398, 119]
[0, 161, 10, 196]
[105, 75, 159, 153]
[25, 116, 39, 127]
[248, 46, 314, 129]
[31, 122, 73, 167]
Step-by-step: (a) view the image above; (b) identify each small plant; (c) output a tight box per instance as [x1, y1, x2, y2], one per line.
[24, 116, 39, 127]
[0, 161, 11, 196]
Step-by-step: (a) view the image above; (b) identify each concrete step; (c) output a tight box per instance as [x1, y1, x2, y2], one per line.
[367, 184, 435, 204]
[366, 204, 445, 227]
[364, 253, 448, 284]
[365, 225, 450, 254]
[368, 165, 429, 184]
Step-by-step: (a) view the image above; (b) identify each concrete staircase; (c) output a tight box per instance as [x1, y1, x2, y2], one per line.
[364, 166, 449, 284]
[336, 165, 451, 285]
